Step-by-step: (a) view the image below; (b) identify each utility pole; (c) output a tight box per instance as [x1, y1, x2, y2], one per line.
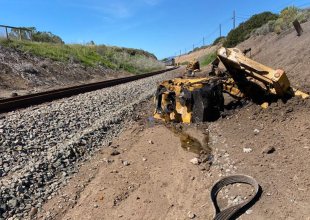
[220, 24, 222, 37]
[193, 44, 195, 51]
[203, 37, 205, 46]
[233, 10, 236, 29]
[180, 50, 181, 56]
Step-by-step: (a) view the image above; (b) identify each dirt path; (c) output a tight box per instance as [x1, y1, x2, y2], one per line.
[39, 122, 217, 220]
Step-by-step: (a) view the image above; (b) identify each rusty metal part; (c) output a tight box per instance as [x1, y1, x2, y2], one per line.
[0, 67, 178, 113]
[186, 60, 200, 77]
[210, 175, 260, 220]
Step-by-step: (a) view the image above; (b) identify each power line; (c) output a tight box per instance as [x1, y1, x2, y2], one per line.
[174, 10, 245, 57]
[296, 2, 310, 7]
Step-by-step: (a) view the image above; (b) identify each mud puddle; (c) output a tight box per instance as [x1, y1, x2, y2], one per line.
[166, 124, 212, 156]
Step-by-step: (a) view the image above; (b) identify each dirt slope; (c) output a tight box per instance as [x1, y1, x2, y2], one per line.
[0, 46, 132, 98]
[237, 20, 310, 88]
[175, 45, 218, 64]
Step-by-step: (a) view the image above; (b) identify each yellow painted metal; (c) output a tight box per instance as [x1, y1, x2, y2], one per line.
[186, 60, 200, 72]
[154, 77, 212, 123]
[217, 47, 291, 96]
[261, 102, 269, 109]
[292, 88, 309, 99]
[222, 78, 244, 98]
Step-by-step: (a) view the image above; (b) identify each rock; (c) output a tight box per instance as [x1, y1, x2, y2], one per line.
[122, 161, 130, 166]
[11, 92, 18, 97]
[21, 63, 37, 73]
[254, 129, 260, 135]
[262, 146, 275, 154]
[7, 199, 18, 209]
[246, 209, 253, 215]
[142, 158, 147, 161]
[148, 140, 154, 144]
[243, 148, 253, 153]
[190, 158, 200, 165]
[0, 204, 8, 215]
[110, 150, 120, 156]
[187, 211, 196, 219]
[94, 204, 99, 208]
[29, 207, 38, 218]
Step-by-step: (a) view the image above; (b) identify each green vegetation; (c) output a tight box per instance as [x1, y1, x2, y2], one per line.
[187, 45, 210, 55]
[0, 39, 164, 74]
[223, 12, 279, 47]
[32, 30, 64, 44]
[6, 27, 64, 44]
[212, 36, 226, 45]
[180, 61, 189, 66]
[254, 7, 310, 35]
[199, 52, 217, 67]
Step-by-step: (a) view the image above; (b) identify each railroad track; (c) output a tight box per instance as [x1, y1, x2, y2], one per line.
[0, 67, 178, 114]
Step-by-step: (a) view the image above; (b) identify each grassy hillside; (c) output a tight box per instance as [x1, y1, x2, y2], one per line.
[0, 40, 165, 74]
[223, 12, 279, 47]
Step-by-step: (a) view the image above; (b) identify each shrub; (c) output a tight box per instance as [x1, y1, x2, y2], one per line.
[281, 6, 298, 23]
[180, 61, 189, 65]
[213, 36, 226, 45]
[32, 31, 64, 44]
[254, 7, 310, 36]
[253, 20, 276, 35]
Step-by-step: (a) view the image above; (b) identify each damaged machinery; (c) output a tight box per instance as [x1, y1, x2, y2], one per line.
[154, 47, 309, 123]
[186, 59, 200, 77]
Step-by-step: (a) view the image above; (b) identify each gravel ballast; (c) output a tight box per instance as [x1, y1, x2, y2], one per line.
[0, 69, 179, 219]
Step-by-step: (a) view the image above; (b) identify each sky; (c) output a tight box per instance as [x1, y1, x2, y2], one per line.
[1, 0, 310, 59]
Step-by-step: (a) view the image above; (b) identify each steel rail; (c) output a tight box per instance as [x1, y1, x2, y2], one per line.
[0, 67, 178, 113]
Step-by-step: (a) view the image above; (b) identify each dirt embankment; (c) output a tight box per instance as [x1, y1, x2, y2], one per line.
[175, 45, 218, 64]
[0, 46, 132, 98]
[237, 20, 310, 89]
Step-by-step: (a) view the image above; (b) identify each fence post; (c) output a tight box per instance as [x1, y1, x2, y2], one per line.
[18, 28, 22, 40]
[293, 19, 303, 36]
[30, 30, 33, 41]
[5, 27, 9, 40]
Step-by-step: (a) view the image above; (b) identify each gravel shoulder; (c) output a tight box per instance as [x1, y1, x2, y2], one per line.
[0, 68, 183, 219]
